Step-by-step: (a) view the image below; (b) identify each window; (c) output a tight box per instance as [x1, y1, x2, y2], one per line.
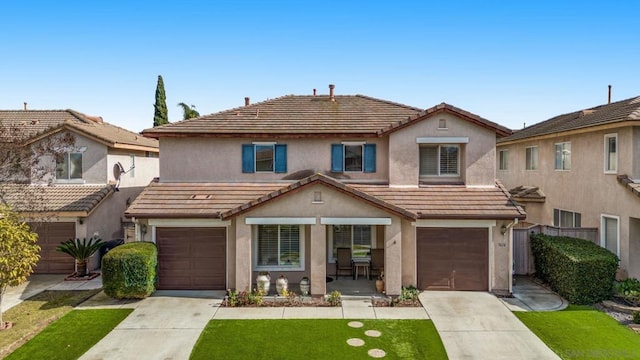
[256, 225, 301, 269]
[553, 209, 581, 227]
[331, 143, 376, 173]
[601, 215, 619, 256]
[129, 155, 135, 178]
[526, 146, 538, 170]
[419, 145, 459, 176]
[55, 152, 82, 180]
[604, 134, 617, 173]
[330, 225, 373, 261]
[499, 150, 508, 170]
[554, 142, 571, 170]
[242, 143, 287, 173]
[438, 119, 447, 129]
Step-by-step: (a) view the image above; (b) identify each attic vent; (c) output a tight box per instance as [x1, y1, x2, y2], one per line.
[190, 194, 212, 200]
[581, 109, 596, 116]
[31, 120, 39, 125]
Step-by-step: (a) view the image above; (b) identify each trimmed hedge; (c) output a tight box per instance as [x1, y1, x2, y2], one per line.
[531, 233, 618, 304]
[102, 241, 157, 299]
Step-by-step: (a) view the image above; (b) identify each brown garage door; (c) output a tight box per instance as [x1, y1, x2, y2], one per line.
[31, 222, 76, 274]
[417, 227, 488, 291]
[156, 227, 226, 290]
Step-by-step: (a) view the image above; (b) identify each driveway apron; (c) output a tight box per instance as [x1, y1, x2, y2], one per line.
[79, 291, 221, 360]
[420, 291, 560, 360]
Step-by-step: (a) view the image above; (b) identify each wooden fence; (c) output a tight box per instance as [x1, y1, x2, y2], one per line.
[513, 224, 598, 275]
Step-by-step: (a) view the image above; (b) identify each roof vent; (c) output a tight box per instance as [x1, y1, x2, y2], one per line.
[329, 84, 335, 102]
[23, 102, 28, 111]
[581, 109, 596, 117]
[245, 97, 250, 106]
[313, 88, 317, 96]
[190, 194, 212, 200]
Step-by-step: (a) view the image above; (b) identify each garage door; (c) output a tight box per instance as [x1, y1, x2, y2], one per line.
[417, 227, 488, 291]
[31, 222, 76, 274]
[156, 227, 226, 290]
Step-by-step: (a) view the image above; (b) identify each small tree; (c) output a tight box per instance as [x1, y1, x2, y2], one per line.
[56, 237, 104, 277]
[177, 102, 200, 120]
[0, 206, 40, 329]
[153, 75, 169, 127]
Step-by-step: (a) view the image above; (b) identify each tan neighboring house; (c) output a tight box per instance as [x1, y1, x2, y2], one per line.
[126, 85, 524, 295]
[496, 96, 640, 279]
[0, 109, 159, 274]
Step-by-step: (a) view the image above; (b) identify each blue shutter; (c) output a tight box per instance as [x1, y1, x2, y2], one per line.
[331, 144, 344, 172]
[242, 144, 255, 173]
[274, 144, 287, 173]
[364, 144, 376, 173]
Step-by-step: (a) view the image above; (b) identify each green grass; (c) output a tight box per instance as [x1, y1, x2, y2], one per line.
[191, 319, 447, 360]
[5, 309, 132, 360]
[515, 305, 640, 359]
[0, 289, 101, 357]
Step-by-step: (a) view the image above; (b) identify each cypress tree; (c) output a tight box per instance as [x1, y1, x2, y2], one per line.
[153, 75, 169, 127]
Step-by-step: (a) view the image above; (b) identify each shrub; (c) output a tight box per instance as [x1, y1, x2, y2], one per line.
[102, 242, 157, 299]
[531, 234, 618, 304]
[633, 311, 640, 324]
[615, 278, 640, 307]
[399, 285, 420, 302]
[327, 290, 341, 306]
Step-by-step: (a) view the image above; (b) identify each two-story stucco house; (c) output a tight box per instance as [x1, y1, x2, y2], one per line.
[126, 85, 524, 296]
[497, 96, 640, 279]
[0, 109, 159, 274]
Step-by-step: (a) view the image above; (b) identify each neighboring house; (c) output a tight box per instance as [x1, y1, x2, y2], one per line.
[0, 109, 159, 274]
[126, 85, 524, 295]
[497, 96, 640, 279]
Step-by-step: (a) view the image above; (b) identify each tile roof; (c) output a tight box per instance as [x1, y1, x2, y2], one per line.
[499, 96, 640, 143]
[0, 184, 114, 214]
[125, 174, 525, 220]
[508, 185, 546, 203]
[141, 95, 511, 138]
[617, 175, 640, 198]
[0, 110, 158, 150]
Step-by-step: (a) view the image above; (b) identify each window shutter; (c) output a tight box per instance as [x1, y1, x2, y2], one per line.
[363, 144, 376, 173]
[331, 144, 344, 172]
[242, 144, 255, 173]
[274, 144, 287, 173]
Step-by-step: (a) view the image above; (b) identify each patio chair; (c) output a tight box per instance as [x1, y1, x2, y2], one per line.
[370, 248, 384, 278]
[335, 247, 353, 279]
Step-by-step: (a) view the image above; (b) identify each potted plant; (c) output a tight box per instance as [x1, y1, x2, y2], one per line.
[375, 272, 385, 293]
[299, 276, 310, 296]
[276, 274, 288, 296]
[56, 236, 104, 277]
[256, 271, 271, 294]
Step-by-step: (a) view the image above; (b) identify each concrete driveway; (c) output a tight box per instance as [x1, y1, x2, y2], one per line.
[420, 291, 560, 360]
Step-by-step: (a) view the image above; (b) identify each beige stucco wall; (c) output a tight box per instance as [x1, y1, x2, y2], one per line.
[388, 113, 497, 186]
[497, 126, 640, 278]
[159, 137, 389, 182]
[107, 151, 159, 188]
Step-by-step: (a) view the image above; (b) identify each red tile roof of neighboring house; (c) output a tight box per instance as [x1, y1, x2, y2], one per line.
[499, 96, 640, 143]
[0, 184, 114, 215]
[141, 94, 512, 138]
[617, 175, 640, 198]
[125, 174, 525, 220]
[508, 185, 546, 203]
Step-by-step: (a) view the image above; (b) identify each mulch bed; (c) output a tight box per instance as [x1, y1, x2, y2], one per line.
[64, 272, 100, 281]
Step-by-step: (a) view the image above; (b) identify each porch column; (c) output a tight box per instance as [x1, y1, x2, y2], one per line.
[235, 217, 252, 291]
[310, 223, 326, 295]
[385, 220, 402, 296]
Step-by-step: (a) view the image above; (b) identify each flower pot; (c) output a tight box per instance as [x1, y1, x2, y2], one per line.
[299, 278, 310, 296]
[375, 279, 385, 293]
[256, 273, 271, 294]
[76, 260, 88, 277]
[276, 275, 288, 296]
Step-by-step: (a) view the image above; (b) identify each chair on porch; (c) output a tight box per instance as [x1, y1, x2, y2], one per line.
[335, 247, 353, 279]
[370, 248, 384, 278]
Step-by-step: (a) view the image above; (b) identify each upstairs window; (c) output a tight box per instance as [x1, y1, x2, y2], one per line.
[499, 150, 508, 170]
[242, 143, 287, 173]
[526, 146, 538, 170]
[554, 142, 571, 170]
[553, 208, 581, 227]
[420, 145, 459, 176]
[56, 152, 83, 180]
[331, 143, 376, 173]
[604, 134, 617, 173]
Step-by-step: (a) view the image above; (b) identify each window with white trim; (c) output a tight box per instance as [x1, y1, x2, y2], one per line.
[604, 134, 617, 173]
[526, 146, 538, 170]
[499, 150, 508, 170]
[55, 152, 83, 180]
[554, 142, 571, 170]
[553, 208, 581, 227]
[419, 144, 459, 176]
[255, 225, 302, 270]
[329, 225, 374, 261]
[129, 155, 135, 178]
[601, 215, 619, 256]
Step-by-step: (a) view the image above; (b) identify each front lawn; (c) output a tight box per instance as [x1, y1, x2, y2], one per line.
[5, 309, 132, 360]
[515, 305, 640, 359]
[191, 319, 447, 359]
[0, 289, 101, 357]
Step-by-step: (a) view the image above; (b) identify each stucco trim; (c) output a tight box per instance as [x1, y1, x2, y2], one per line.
[246, 217, 316, 225]
[320, 217, 392, 225]
[416, 137, 469, 144]
[148, 218, 231, 227]
[413, 219, 497, 228]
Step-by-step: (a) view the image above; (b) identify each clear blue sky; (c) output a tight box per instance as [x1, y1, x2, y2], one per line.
[1, 1, 638, 132]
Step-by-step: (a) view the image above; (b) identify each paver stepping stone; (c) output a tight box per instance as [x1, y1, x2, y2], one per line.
[347, 338, 365, 347]
[368, 349, 386, 358]
[348, 321, 364, 328]
[365, 329, 381, 337]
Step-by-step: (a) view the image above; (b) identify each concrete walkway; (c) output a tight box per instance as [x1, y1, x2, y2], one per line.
[420, 291, 560, 360]
[501, 276, 568, 312]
